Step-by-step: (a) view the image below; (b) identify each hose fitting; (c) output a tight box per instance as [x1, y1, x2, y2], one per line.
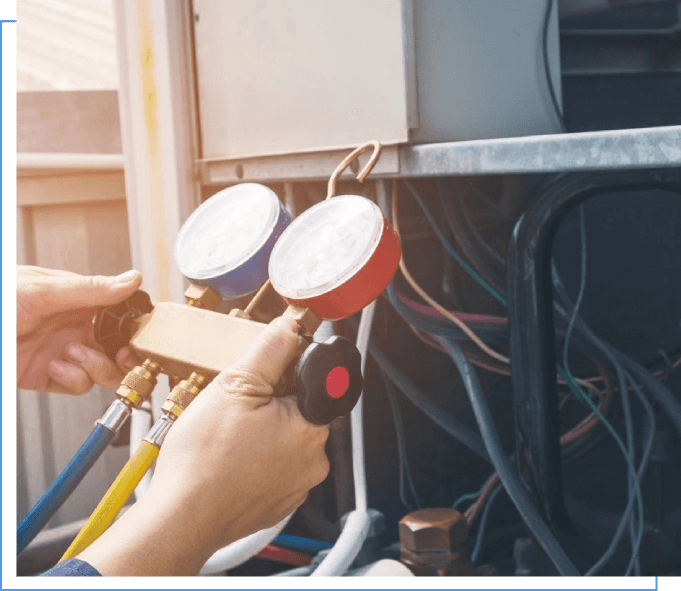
[161, 372, 207, 420]
[96, 399, 131, 433]
[143, 414, 174, 447]
[117, 359, 162, 408]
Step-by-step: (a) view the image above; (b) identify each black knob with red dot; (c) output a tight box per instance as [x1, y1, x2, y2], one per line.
[294, 335, 364, 425]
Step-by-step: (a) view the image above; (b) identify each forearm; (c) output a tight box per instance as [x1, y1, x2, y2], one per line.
[77, 497, 213, 576]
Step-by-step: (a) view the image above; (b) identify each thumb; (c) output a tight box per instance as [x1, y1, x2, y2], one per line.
[41, 270, 143, 313]
[227, 315, 304, 392]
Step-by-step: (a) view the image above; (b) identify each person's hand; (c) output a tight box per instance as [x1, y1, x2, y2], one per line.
[17, 266, 143, 394]
[78, 316, 330, 576]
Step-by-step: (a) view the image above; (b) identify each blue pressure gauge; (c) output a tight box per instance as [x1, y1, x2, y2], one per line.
[174, 184, 291, 299]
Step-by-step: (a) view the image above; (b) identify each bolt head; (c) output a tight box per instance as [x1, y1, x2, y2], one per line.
[399, 508, 469, 553]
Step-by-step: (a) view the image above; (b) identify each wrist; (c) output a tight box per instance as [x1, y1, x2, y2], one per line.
[78, 496, 214, 576]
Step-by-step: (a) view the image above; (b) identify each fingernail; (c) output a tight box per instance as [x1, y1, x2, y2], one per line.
[274, 316, 300, 334]
[48, 360, 68, 377]
[66, 344, 87, 363]
[115, 270, 139, 284]
[120, 351, 137, 371]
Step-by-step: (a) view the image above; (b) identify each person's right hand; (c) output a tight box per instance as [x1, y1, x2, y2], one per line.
[78, 315, 331, 576]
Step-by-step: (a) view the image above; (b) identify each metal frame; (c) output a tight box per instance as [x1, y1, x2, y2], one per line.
[506, 167, 681, 530]
[199, 126, 681, 184]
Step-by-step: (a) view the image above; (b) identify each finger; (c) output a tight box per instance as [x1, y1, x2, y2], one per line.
[227, 316, 304, 392]
[63, 343, 125, 388]
[47, 360, 95, 395]
[278, 396, 331, 441]
[39, 270, 143, 315]
[116, 347, 141, 373]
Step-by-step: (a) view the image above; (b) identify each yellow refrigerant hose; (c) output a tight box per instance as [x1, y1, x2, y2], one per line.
[60, 440, 160, 560]
[60, 372, 206, 561]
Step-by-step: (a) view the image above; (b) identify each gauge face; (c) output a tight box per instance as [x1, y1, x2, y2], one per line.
[175, 184, 281, 280]
[269, 195, 384, 300]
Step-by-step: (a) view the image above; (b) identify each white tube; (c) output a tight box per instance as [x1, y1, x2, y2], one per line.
[273, 565, 315, 576]
[199, 514, 292, 575]
[130, 404, 153, 501]
[311, 301, 376, 577]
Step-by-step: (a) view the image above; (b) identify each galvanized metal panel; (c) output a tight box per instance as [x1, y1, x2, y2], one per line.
[193, 0, 411, 159]
[399, 125, 681, 177]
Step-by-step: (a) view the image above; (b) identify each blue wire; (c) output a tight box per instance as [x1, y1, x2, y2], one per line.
[17, 423, 115, 553]
[272, 534, 333, 554]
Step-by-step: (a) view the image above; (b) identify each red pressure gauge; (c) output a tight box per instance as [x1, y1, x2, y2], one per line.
[268, 195, 401, 320]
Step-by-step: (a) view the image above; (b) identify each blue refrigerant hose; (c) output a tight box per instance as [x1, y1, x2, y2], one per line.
[17, 423, 116, 554]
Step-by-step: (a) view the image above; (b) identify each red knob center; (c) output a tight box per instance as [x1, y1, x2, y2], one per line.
[325, 366, 350, 399]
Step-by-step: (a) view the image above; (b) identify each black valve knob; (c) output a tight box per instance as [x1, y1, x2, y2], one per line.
[294, 335, 363, 425]
[93, 290, 153, 362]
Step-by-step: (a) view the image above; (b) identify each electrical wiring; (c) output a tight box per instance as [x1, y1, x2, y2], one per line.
[380, 371, 422, 510]
[560, 206, 639, 574]
[471, 483, 504, 565]
[402, 180, 508, 307]
[385, 282, 509, 342]
[393, 186, 510, 365]
[465, 360, 613, 527]
[437, 336, 580, 576]
[457, 185, 506, 266]
[542, 0, 565, 132]
[361, 334, 490, 463]
[452, 484, 486, 511]
[398, 292, 507, 325]
[438, 180, 507, 296]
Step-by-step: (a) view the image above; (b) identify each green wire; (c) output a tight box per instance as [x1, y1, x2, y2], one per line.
[558, 366, 645, 556]
[451, 486, 484, 510]
[402, 179, 646, 567]
[403, 180, 508, 307]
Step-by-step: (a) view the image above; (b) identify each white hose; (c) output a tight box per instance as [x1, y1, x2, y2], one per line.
[199, 514, 292, 575]
[130, 404, 153, 501]
[311, 301, 375, 577]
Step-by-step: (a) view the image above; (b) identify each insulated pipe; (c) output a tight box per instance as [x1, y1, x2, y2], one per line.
[17, 423, 117, 554]
[506, 168, 681, 531]
[311, 301, 376, 577]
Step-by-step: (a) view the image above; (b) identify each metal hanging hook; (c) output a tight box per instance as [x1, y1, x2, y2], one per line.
[327, 140, 383, 199]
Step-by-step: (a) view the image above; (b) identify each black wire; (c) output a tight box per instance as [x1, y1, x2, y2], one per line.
[437, 336, 580, 576]
[380, 370, 422, 510]
[542, 0, 565, 132]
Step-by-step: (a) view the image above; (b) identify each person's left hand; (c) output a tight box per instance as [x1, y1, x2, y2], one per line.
[17, 266, 143, 394]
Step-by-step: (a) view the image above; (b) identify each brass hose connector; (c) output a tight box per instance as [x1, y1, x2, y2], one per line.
[161, 372, 207, 420]
[116, 359, 162, 408]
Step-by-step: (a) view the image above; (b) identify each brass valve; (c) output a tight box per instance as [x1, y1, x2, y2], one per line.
[117, 359, 162, 408]
[161, 372, 207, 420]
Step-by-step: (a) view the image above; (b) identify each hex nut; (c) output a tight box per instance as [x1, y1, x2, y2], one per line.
[399, 508, 469, 553]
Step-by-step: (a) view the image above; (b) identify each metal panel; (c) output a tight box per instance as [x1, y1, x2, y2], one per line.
[399, 125, 681, 176]
[410, 0, 562, 143]
[193, 0, 411, 159]
[200, 145, 400, 185]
